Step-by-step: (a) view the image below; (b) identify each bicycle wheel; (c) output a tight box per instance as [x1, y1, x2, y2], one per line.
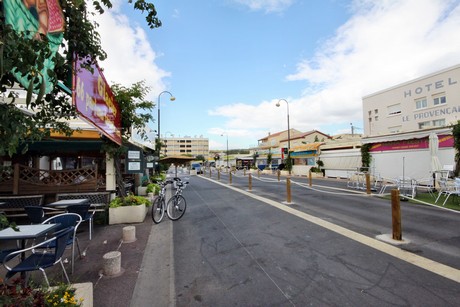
[166, 195, 186, 221]
[151, 196, 165, 224]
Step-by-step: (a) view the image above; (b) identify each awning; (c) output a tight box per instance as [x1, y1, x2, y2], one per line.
[361, 128, 451, 144]
[159, 155, 196, 165]
[291, 142, 322, 152]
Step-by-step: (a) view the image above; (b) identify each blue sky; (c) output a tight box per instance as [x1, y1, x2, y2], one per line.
[94, 0, 460, 150]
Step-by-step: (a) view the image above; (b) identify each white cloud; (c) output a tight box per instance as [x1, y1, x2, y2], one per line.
[212, 0, 460, 137]
[90, 8, 171, 101]
[233, 0, 295, 13]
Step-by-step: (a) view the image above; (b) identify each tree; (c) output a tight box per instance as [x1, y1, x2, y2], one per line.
[102, 81, 155, 197]
[196, 155, 206, 163]
[0, 1, 161, 157]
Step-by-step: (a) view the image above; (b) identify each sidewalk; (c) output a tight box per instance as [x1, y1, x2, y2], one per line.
[0, 212, 160, 307]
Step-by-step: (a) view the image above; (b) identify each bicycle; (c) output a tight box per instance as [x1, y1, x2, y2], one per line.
[151, 180, 172, 224]
[166, 178, 189, 221]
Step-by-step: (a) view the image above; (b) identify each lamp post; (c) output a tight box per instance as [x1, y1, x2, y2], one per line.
[276, 99, 291, 175]
[221, 132, 229, 169]
[157, 91, 175, 157]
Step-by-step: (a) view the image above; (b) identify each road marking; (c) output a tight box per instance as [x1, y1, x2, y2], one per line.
[201, 176, 460, 283]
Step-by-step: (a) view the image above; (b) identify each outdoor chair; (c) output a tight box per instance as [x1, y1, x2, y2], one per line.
[40, 213, 82, 274]
[0, 248, 20, 264]
[67, 203, 94, 240]
[24, 206, 45, 224]
[3, 226, 74, 286]
[439, 179, 460, 206]
[435, 178, 453, 204]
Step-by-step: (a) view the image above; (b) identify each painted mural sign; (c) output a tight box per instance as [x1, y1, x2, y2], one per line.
[370, 135, 453, 152]
[73, 57, 122, 145]
[3, 0, 65, 94]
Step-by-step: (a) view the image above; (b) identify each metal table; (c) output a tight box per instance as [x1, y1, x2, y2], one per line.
[0, 223, 59, 278]
[45, 198, 89, 209]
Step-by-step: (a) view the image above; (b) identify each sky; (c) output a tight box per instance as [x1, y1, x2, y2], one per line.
[92, 0, 460, 150]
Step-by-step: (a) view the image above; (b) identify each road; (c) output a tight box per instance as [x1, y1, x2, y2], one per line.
[150, 170, 460, 306]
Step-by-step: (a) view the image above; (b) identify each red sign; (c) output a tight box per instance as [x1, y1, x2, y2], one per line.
[72, 57, 122, 145]
[370, 135, 453, 152]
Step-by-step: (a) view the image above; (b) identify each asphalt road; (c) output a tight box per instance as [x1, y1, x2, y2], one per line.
[165, 171, 460, 306]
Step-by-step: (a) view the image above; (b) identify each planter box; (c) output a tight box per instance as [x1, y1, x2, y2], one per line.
[109, 204, 148, 225]
[310, 172, 324, 178]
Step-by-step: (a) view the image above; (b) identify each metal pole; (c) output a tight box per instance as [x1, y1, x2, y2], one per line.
[157, 91, 175, 157]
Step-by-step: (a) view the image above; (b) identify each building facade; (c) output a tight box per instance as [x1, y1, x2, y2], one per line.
[362, 64, 460, 180]
[162, 136, 209, 158]
[363, 64, 460, 136]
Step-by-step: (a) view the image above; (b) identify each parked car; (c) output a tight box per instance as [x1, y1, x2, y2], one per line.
[191, 163, 203, 174]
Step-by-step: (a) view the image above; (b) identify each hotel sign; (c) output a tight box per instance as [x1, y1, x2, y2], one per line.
[73, 57, 122, 145]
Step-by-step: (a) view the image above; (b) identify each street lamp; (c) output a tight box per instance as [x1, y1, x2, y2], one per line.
[221, 132, 229, 169]
[157, 91, 175, 156]
[276, 99, 291, 175]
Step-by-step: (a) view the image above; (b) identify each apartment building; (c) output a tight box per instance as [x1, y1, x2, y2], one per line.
[162, 136, 209, 158]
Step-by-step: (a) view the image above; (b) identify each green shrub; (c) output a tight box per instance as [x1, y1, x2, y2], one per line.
[146, 183, 160, 194]
[109, 194, 151, 208]
[0, 281, 81, 307]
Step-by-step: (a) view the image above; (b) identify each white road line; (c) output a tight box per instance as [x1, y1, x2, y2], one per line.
[200, 176, 460, 284]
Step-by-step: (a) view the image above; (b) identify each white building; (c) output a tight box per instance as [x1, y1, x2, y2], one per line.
[162, 135, 209, 158]
[362, 64, 460, 180]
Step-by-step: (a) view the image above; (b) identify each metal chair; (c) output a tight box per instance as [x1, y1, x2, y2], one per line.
[440, 179, 460, 206]
[67, 203, 94, 240]
[3, 226, 74, 286]
[40, 213, 82, 274]
[24, 206, 45, 224]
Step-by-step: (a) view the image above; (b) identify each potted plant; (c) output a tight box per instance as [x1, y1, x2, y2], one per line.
[108, 194, 151, 225]
[146, 183, 160, 201]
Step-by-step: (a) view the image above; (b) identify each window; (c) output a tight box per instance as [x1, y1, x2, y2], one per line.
[374, 109, 378, 114]
[432, 119, 445, 127]
[387, 103, 401, 116]
[375, 116, 379, 121]
[433, 94, 446, 105]
[418, 121, 431, 129]
[415, 98, 427, 110]
[388, 126, 401, 133]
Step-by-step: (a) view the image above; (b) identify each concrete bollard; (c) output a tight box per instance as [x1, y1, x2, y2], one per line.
[103, 251, 121, 276]
[122, 226, 136, 243]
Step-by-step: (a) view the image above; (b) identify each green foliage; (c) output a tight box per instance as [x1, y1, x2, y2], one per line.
[284, 155, 292, 171]
[196, 154, 205, 162]
[146, 183, 160, 194]
[0, 213, 17, 231]
[316, 159, 324, 168]
[361, 143, 372, 169]
[150, 172, 166, 183]
[0, 1, 161, 157]
[0, 281, 81, 307]
[267, 152, 272, 166]
[452, 121, 460, 176]
[109, 194, 151, 208]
